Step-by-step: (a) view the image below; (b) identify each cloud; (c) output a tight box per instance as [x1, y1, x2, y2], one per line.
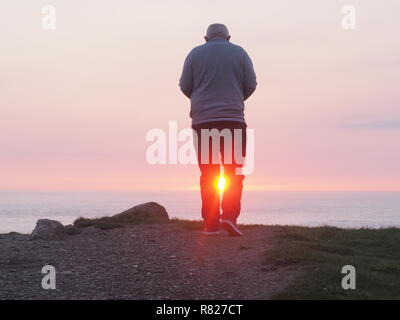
[343, 118, 400, 129]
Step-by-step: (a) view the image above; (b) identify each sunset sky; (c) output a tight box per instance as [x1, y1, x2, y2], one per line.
[1, 0, 399, 191]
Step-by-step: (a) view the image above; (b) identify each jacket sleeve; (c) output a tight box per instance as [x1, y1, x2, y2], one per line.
[242, 50, 257, 100]
[179, 53, 193, 98]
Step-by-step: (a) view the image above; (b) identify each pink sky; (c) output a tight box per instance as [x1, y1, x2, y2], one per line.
[1, 0, 400, 191]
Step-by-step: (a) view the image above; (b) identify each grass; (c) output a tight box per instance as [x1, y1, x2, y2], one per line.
[73, 217, 127, 230]
[74, 215, 262, 231]
[73, 215, 170, 230]
[73, 217, 204, 231]
[265, 226, 400, 300]
[170, 218, 203, 230]
[169, 218, 263, 230]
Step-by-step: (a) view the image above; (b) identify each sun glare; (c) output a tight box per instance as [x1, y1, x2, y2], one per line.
[218, 176, 226, 192]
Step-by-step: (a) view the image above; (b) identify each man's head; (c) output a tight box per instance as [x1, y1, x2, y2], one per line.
[204, 23, 231, 42]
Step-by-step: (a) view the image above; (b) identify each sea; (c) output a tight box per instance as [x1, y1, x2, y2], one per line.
[0, 190, 399, 233]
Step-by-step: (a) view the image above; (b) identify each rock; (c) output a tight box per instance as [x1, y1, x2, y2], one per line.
[30, 219, 66, 241]
[112, 202, 169, 223]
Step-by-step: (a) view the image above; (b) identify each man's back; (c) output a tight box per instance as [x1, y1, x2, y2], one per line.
[180, 38, 257, 125]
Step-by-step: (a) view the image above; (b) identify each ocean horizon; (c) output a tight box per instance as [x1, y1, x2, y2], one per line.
[1, 190, 399, 233]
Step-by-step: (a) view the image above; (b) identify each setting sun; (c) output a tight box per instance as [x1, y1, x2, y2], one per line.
[218, 176, 227, 192]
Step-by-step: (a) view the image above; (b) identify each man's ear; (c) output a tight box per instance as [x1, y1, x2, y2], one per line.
[204, 36, 209, 42]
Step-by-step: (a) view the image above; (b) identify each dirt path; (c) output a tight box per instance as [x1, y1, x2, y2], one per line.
[0, 224, 300, 299]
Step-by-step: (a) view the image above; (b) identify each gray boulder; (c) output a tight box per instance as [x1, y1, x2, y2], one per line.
[112, 202, 169, 223]
[30, 219, 66, 241]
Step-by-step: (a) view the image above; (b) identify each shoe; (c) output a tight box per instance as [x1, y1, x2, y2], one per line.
[221, 219, 243, 236]
[201, 228, 220, 236]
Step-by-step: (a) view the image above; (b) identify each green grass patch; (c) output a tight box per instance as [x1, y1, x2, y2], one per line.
[73, 215, 170, 230]
[170, 218, 204, 230]
[265, 226, 400, 300]
[169, 218, 263, 231]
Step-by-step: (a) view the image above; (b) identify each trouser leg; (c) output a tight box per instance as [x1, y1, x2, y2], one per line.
[220, 124, 246, 223]
[199, 163, 221, 229]
[221, 164, 244, 223]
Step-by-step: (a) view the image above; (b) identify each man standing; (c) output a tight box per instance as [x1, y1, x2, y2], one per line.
[179, 23, 257, 236]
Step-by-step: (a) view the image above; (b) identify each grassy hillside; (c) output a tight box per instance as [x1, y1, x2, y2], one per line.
[265, 226, 400, 299]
